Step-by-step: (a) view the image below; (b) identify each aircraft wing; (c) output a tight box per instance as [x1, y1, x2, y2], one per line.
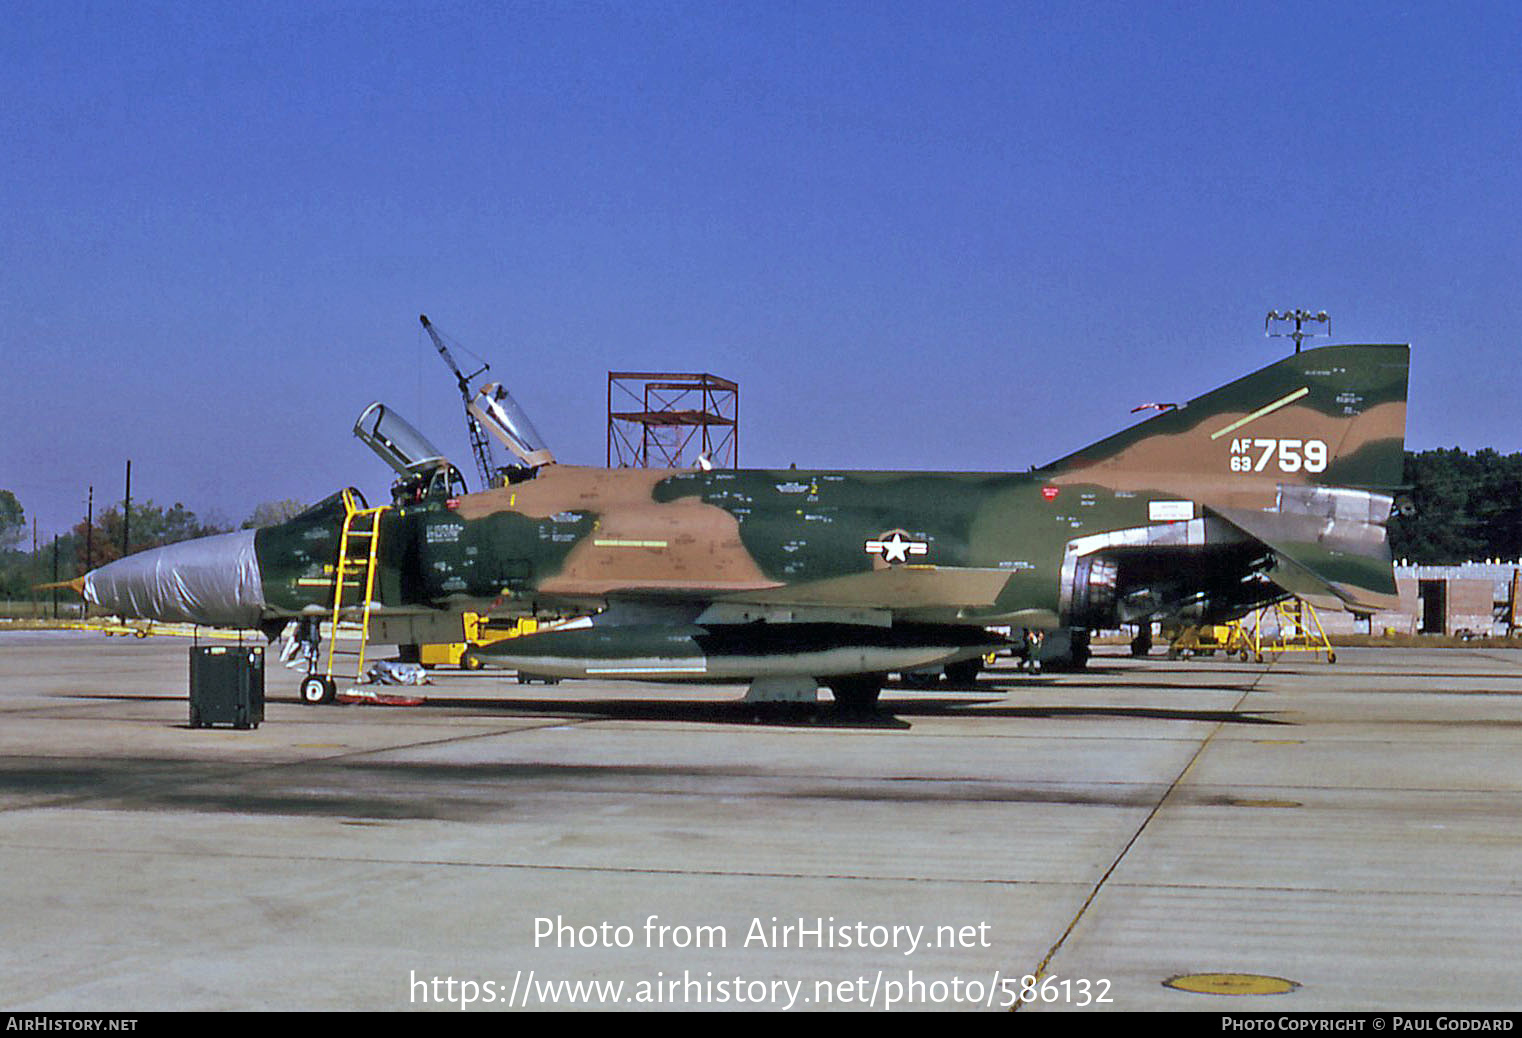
[713, 566, 1012, 612]
[594, 566, 1024, 628]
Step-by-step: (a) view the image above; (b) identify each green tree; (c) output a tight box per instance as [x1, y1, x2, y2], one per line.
[0, 490, 23, 551]
[242, 499, 308, 529]
[73, 500, 230, 570]
[1388, 447, 1522, 564]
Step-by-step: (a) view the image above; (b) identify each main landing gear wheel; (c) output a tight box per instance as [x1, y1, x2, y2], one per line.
[827, 675, 882, 712]
[300, 675, 337, 704]
[942, 658, 982, 685]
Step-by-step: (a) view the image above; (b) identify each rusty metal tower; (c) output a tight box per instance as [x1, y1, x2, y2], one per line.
[607, 372, 739, 468]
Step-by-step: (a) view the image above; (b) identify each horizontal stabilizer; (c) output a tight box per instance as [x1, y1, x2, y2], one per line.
[1213, 490, 1399, 614]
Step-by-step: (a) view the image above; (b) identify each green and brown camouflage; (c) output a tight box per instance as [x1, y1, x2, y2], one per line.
[83, 342, 1409, 705]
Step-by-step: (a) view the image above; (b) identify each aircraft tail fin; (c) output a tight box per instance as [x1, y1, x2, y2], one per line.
[1045, 343, 1410, 615]
[1044, 343, 1410, 491]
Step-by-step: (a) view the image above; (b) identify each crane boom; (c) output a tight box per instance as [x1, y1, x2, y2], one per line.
[419, 313, 499, 489]
[420, 313, 486, 395]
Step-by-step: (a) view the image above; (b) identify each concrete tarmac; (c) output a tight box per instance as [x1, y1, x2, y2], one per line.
[0, 630, 1519, 1012]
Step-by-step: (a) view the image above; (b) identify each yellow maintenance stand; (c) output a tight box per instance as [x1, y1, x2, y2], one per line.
[1224, 598, 1336, 663]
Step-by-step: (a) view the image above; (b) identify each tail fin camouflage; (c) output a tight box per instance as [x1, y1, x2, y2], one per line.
[1047, 344, 1410, 614]
[1045, 343, 1409, 491]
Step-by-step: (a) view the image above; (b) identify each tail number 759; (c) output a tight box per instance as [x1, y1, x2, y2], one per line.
[1228, 437, 1328, 473]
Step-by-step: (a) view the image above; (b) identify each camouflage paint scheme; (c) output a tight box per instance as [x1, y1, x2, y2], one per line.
[89, 343, 1410, 702]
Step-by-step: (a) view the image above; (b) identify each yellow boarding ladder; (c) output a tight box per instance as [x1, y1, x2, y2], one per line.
[323, 488, 389, 688]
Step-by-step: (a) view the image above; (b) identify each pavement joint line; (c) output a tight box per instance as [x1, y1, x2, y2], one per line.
[0, 840, 1101, 887]
[562, 726, 1264, 744]
[1102, 880, 1522, 898]
[300, 716, 598, 765]
[1012, 659, 1277, 1011]
[2, 838, 1518, 900]
[0, 717, 598, 816]
[1139, 783, 1522, 795]
[1471, 652, 1522, 668]
[0, 703, 1291, 745]
[0, 700, 170, 718]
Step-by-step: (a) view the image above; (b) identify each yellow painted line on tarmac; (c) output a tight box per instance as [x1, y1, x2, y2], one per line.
[1225, 798, 1302, 809]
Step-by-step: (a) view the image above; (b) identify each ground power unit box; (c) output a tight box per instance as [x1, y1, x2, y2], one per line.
[189, 645, 265, 730]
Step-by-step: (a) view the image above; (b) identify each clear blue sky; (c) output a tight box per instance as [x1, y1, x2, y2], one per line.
[3, 1, 1518, 538]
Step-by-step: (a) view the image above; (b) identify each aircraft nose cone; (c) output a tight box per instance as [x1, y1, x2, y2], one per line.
[83, 529, 266, 628]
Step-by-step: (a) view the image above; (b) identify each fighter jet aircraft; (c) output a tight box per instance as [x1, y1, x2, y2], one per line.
[82, 342, 1409, 709]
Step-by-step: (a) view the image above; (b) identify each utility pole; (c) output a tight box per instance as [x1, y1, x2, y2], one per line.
[51, 536, 59, 620]
[123, 460, 131, 558]
[1266, 309, 1331, 353]
[85, 486, 93, 573]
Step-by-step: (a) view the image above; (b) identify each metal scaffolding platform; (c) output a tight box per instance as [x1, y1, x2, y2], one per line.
[607, 371, 738, 469]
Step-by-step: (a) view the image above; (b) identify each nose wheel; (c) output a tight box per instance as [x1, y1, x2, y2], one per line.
[300, 674, 337, 704]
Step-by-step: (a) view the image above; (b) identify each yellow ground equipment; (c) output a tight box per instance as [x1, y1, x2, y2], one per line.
[419, 614, 540, 668]
[1164, 623, 1235, 659]
[93, 620, 254, 640]
[1227, 598, 1336, 663]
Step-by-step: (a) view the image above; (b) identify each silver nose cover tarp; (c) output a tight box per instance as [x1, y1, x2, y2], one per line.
[83, 529, 265, 628]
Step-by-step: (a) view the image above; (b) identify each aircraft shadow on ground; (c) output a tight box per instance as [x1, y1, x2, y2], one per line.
[0, 751, 1175, 820]
[64, 686, 1291, 729]
[346, 692, 1293, 729]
